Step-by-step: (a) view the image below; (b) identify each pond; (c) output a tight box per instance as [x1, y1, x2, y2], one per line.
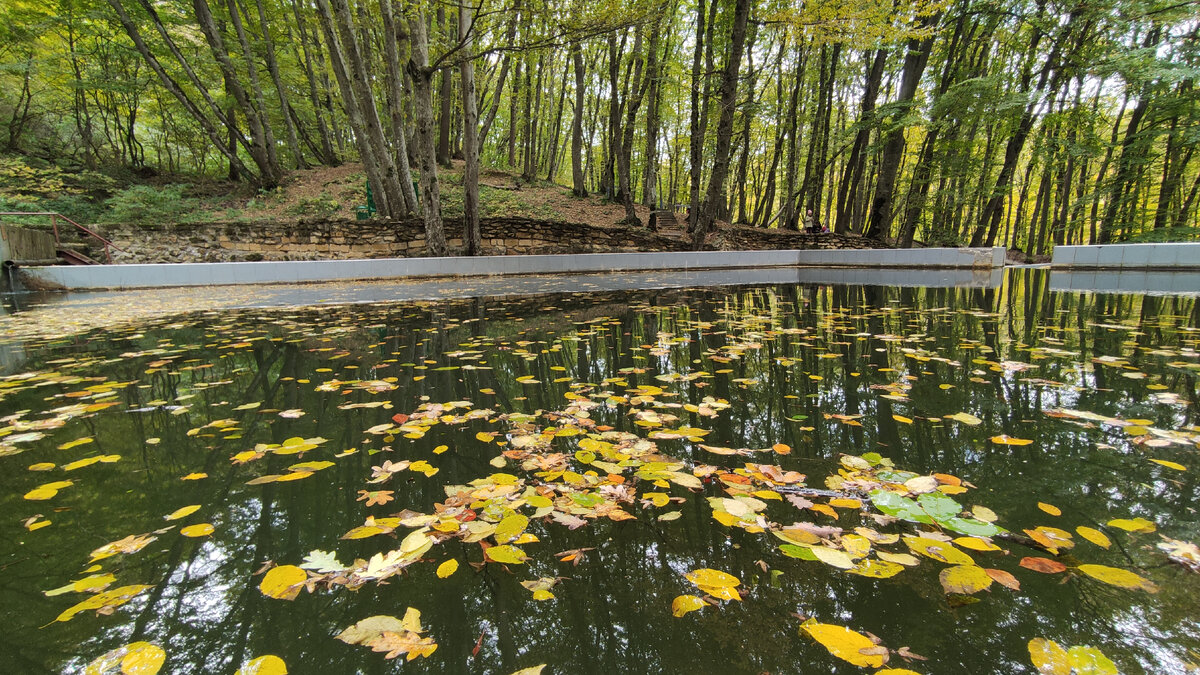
[1, 268, 1197, 674]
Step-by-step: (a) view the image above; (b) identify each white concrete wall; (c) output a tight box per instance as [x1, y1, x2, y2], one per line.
[22, 247, 1006, 290]
[1052, 243, 1200, 269]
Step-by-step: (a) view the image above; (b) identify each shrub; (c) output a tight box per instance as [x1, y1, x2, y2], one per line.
[286, 193, 341, 217]
[101, 185, 198, 226]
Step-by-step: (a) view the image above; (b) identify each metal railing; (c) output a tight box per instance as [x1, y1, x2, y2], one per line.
[0, 211, 121, 263]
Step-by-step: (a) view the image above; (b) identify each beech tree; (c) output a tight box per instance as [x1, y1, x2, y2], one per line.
[2, 0, 1195, 252]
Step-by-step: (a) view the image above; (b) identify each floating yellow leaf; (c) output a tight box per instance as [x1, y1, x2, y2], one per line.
[259, 565, 307, 600]
[180, 523, 214, 537]
[848, 559, 904, 578]
[972, 505, 998, 522]
[991, 435, 1033, 446]
[903, 536, 975, 566]
[810, 546, 856, 569]
[1076, 564, 1158, 593]
[24, 480, 73, 501]
[801, 622, 887, 668]
[336, 613, 419, 645]
[28, 462, 55, 471]
[939, 565, 993, 595]
[1075, 526, 1111, 549]
[1037, 502, 1061, 516]
[57, 584, 153, 622]
[892, 414, 913, 424]
[494, 514, 529, 544]
[946, 412, 982, 426]
[829, 498, 862, 509]
[342, 525, 388, 540]
[436, 559, 458, 578]
[58, 437, 95, 450]
[508, 666, 546, 675]
[1149, 459, 1185, 471]
[1028, 638, 1071, 675]
[90, 533, 157, 561]
[878, 551, 920, 567]
[485, 545, 528, 564]
[685, 568, 740, 588]
[409, 460, 439, 477]
[181, 473, 207, 481]
[1107, 517, 1156, 533]
[84, 640, 165, 675]
[671, 594, 706, 617]
[1066, 646, 1118, 674]
[164, 505, 201, 521]
[63, 455, 120, 471]
[953, 537, 1001, 552]
[235, 655, 287, 675]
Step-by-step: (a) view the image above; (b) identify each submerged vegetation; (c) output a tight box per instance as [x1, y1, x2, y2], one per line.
[0, 272, 1198, 672]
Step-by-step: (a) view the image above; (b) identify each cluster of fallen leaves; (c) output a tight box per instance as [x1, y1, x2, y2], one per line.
[5, 285, 1197, 674]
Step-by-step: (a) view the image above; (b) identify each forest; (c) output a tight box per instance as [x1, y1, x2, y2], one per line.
[0, 0, 1197, 256]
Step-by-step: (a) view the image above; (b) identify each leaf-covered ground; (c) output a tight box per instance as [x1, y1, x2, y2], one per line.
[1, 271, 1198, 673]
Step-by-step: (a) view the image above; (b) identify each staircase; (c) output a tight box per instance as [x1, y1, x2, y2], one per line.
[56, 242, 101, 265]
[651, 209, 681, 234]
[0, 212, 117, 265]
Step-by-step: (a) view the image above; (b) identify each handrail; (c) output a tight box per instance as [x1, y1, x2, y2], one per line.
[0, 211, 122, 263]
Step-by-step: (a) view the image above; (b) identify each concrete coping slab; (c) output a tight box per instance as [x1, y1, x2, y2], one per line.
[1051, 243, 1200, 269]
[19, 247, 1007, 291]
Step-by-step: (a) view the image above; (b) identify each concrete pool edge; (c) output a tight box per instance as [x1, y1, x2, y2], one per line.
[19, 247, 1006, 290]
[1051, 242, 1200, 269]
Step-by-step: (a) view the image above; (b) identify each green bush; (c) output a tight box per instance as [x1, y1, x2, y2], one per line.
[286, 193, 341, 217]
[101, 185, 198, 226]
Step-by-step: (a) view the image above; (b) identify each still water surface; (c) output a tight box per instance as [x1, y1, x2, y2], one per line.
[0, 269, 1197, 674]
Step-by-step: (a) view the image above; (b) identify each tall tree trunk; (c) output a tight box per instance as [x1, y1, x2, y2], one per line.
[478, 0, 519, 147]
[380, 0, 419, 212]
[192, 0, 281, 185]
[507, 57, 521, 167]
[105, 0, 256, 181]
[732, 23, 759, 224]
[289, 0, 338, 164]
[603, 33, 623, 199]
[459, 2, 481, 255]
[834, 49, 886, 233]
[641, 27, 668, 208]
[619, 22, 653, 224]
[692, 0, 751, 246]
[436, 8, 454, 167]
[971, 9, 1088, 246]
[546, 59, 569, 181]
[253, 0, 305, 168]
[686, 0, 706, 232]
[315, 0, 391, 213]
[407, 11, 446, 255]
[864, 12, 940, 240]
[570, 42, 588, 197]
[780, 42, 807, 230]
[801, 42, 839, 226]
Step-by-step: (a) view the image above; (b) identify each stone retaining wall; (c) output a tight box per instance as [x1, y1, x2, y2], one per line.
[96, 217, 880, 263]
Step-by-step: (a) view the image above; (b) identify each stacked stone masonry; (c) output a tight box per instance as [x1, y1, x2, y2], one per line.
[97, 217, 882, 264]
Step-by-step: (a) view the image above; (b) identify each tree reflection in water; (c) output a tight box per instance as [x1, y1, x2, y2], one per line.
[0, 269, 1196, 674]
